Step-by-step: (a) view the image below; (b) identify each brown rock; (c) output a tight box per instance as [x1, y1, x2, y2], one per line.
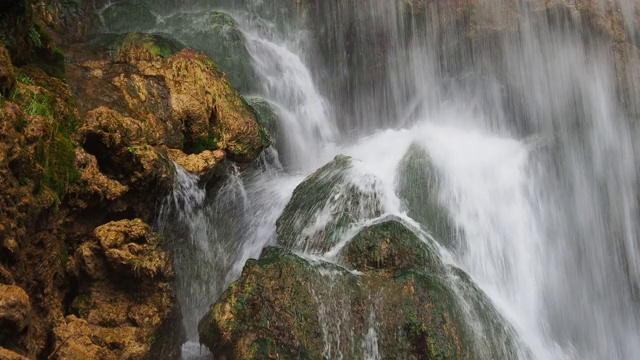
[71, 148, 128, 205]
[51, 316, 114, 360]
[0, 347, 28, 360]
[0, 285, 30, 339]
[0, 44, 16, 98]
[167, 148, 226, 182]
[94, 219, 171, 280]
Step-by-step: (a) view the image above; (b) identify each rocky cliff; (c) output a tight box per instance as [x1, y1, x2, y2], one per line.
[0, 1, 268, 358]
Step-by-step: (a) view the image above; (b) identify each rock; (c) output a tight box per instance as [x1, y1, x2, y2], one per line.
[276, 155, 383, 253]
[342, 217, 443, 273]
[71, 147, 128, 205]
[79, 107, 174, 192]
[102, 3, 158, 34]
[0, 285, 30, 345]
[68, 33, 268, 161]
[0, 44, 16, 98]
[198, 246, 516, 359]
[51, 316, 115, 360]
[167, 148, 226, 183]
[0, 347, 28, 360]
[59, 219, 184, 360]
[396, 143, 457, 248]
[160, 10, 259, 93]
[94, 219, 171, 280]
[246, 97, 281, 145]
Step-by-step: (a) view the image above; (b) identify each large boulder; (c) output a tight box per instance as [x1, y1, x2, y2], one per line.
[275, 155, 383, 253]
[67, 33, 268, 161]
[198, 242, 518, 359]
[342, 217, 443, 274]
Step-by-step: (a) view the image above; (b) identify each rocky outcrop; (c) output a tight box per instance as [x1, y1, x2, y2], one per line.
[159, 10, 259, 93]
[67, 32, 268, 160]
[56, 219, 182, 360]
[0, 4, 267, 358]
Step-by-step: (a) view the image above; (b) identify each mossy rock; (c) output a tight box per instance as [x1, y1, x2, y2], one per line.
[160, 10, 258, 93]
[343, 217, 443, 274]
[246, 96, 280, 144]
[198, 245, 518, 359]
[102, 3, 158, 33]
[198, 248, 330, 359]
[0, 43, 16, 98]
[9, 67, 79, 199]
[96, 32, 185, 62]
[396, 143, 457, 248]
[276, 155, 383, 254]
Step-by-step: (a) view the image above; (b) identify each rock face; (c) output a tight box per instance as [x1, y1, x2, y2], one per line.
[199, 157, 518, 359]
[0, 3, 267, 358]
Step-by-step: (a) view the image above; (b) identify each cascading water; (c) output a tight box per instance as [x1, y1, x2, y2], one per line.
[138, 0, 640, 358]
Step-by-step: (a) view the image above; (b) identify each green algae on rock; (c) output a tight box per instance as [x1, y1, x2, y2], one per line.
[197, 244, 517, 359]
[342, 217, 443, 274]
[276, 155, 383, 254]
[396, 143, 457, 248]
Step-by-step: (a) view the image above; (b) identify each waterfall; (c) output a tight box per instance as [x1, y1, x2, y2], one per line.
[145, 0, 640, 358]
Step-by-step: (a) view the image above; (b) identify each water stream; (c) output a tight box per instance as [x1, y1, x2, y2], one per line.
[146, 0, 640, 358]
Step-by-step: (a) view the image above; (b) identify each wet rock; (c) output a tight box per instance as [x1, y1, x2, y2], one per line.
[198, 245, 515, 359]
[396, 143, 457, 248]
[167, 148, 226, 183]
[276, 155, 383, 253]
[102, 3, 157, 34]
[161, 10, 259, 93]
[246, 97, 281, 145]
[342, 217, 443, 273]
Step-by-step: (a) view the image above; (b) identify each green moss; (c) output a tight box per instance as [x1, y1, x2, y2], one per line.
[28, 26, 41, 47]
[12, 82, 78, 199]
[184, 124, 218, 154]
[344, 218, 442, 273]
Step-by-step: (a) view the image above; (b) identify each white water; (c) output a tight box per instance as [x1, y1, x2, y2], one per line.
[147, 1, 640, 359]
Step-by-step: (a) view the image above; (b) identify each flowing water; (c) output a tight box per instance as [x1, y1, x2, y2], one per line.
[143, 0, 640, 358]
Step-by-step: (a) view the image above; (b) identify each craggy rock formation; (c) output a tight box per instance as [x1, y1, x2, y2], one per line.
[0, 2, 268, 358]
[53, 219, 181, 360]
[199, 157, 517, 359]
